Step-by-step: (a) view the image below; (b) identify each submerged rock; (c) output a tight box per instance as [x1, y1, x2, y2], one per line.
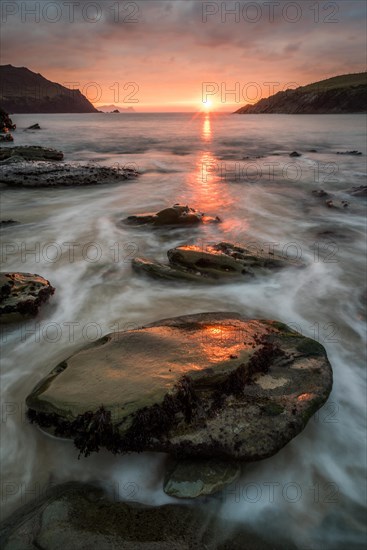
[132, 242, 304, 284]
[25, 123, 41, 130]
[122, 204, 221, 227]
[0, 482, 297, 550]
[26, 312, 333, 461]
[336, 150, 362, 155]
[0, 146, 63, 162]
[164, 458, 240, 498]
[312, 189, 329, 198]
[0, 272, 55, 323]
[0, 162, 138, 187]
[0, 219, 19, 227]
[345, 185, 367, 197]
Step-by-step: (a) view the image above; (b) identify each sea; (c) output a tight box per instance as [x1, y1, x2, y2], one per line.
[1, 112, 366, 549]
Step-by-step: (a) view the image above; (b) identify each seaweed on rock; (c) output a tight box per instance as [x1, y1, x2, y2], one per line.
[27, 375, 200, 458]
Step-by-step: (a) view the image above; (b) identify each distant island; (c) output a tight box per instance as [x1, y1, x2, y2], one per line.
[0, 65, 98, 113]
[235, 72, 367, 114]
[98, 105, 135, 113]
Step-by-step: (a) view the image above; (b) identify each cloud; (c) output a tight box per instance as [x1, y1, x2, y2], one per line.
[1, 0, 365, 110]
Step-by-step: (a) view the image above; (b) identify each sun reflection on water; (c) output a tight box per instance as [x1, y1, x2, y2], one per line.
[202, 114, 211, 142]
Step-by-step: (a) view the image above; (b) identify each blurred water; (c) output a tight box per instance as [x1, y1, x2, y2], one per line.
[0, 113, 366, 548]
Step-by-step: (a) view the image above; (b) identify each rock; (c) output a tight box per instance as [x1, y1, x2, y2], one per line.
[345, 185, 367, 197]
[0, 108, 16, 131]
[0, 272, 55, 323]
[0, 133, 14, 142]
[132, 242, 304, 284]
[289, 151, 301, 157]
[312, 190, 359, 211]
[313, 227, 356, 242]
[164, 458, 240, 498]
[0, 146, 63, 162]
[308, 149, 318, 152]
[0, 482, 297, 550]
[122, 204, 221, 227]
[26, 312, 333, 461]
[312, 189, 329, 197]
[0, 219, 19, 227]
[336, 150, 362, 155]
[25, 123, 41, 130]
[0, 162, 139, 187]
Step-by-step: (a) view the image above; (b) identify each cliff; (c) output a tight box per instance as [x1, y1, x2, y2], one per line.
[0, 65, 98, 113]
[235, 73, 367, 114]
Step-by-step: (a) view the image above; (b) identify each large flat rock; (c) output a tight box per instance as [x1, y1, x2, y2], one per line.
[26, 313, 333, 460]
[133, 242, 304, 283]
[0, 161, 138, 187]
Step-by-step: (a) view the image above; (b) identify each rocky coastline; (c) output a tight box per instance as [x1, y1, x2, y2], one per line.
[4, 108, 363, 548]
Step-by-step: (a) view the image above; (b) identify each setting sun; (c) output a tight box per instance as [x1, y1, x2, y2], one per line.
[202, 98, 213, 111]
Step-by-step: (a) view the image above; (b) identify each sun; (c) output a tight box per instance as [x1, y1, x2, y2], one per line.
[202, 98, 213, 111]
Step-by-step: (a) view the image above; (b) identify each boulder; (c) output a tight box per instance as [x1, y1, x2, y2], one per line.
[0, 272, 55, 323]
[132, 242, 304, 284]
[289, 151, 301, 157]
[0, 162, 139, 187]
[163, 458, 240, 498]
[26, 313, 333, 461]
[0, 146, 63, 161]
[0, 482, 297, 550]
[122, 204, 221, 227]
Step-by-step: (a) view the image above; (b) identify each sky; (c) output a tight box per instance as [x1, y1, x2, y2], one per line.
[1, 0, 366, 112]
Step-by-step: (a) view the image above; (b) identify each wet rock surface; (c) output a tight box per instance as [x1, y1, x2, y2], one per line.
[311, 187, 366, 210]
[163, 458, 240, 498]
[345, 185, 367, 197]
[122, 204, 221, 227]
[132, 242, 304, 284]
[0, 272, 55, 323]
[26, 312, 333, 461]
[0, 482, 297, 550]
[0, 162, 139, 187]
[0, 146, 63, 162]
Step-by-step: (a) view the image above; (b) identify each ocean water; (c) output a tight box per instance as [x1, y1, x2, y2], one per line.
[1, 113, 366, 548]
